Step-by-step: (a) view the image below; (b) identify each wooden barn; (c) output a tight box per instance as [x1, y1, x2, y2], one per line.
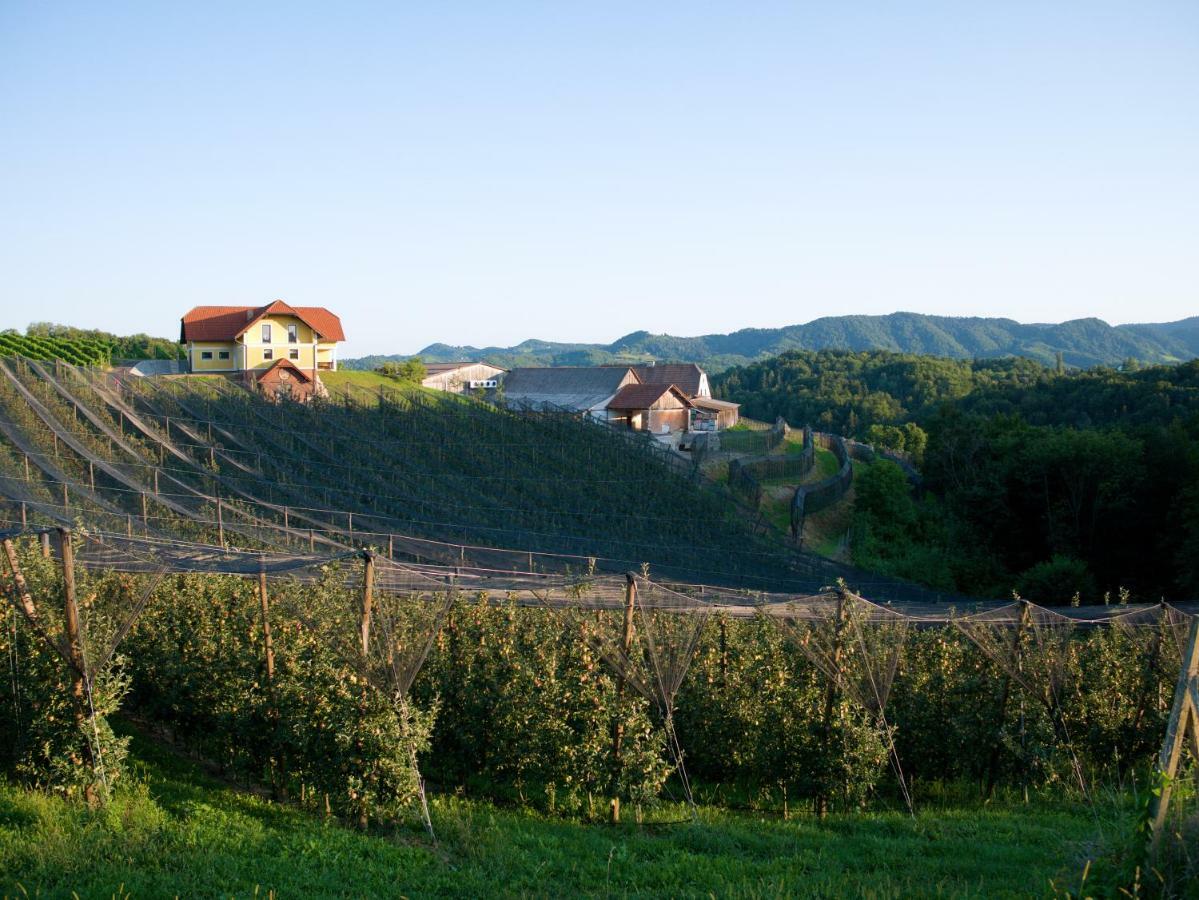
[421, 361, 505, 393]
[606, 383, 693, 434]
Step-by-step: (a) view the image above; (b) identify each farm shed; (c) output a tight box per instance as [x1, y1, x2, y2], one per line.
[421, 362, 506, 393]
[606, 383, 693, 434]
[502, 366, 637, 417]
[689, 396, 740, 431]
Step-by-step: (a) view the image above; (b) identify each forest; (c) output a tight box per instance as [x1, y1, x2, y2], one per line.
[714, 351, 1199, 602]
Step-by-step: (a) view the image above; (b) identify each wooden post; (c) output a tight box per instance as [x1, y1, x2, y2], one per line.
[1147, 617, 1199, 850]
[153, 467, 159, 495]
[357, 551, 375, 830]
[88, 462, 94, 492]
[20, 502, 26, 528]
[719, 615, 729, 686]
[360, 552, 375, 657]
[2, 537, 61, 654]
[215, 495, 224, 545]
[388, 534, 393, 560]
[816, 588, 850, 819]
[309, 529, 315, 552]
[58, 528, 98, 805]
[40, 531, 50, 558]
[610, 573, 637, 824]
[141, 492, 148, 524]
[257, 567, 285, 799]
[984, 601, 1031, 799]
[62, 481, 68, 511]
[283, 506, 289, 529]
[23, 454, 30, 481]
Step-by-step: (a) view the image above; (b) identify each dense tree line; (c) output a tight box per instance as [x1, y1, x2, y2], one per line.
[715, 351, 1199, 601]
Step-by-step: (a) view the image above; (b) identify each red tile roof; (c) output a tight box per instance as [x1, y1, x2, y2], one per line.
[607, 383, 692, 410]
[180, 301, 346, 343]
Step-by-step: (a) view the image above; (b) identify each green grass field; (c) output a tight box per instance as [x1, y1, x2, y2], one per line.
[0, 726, 1123, 899]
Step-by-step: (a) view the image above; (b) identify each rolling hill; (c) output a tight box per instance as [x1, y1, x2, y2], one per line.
[346, 312, 1199, 373]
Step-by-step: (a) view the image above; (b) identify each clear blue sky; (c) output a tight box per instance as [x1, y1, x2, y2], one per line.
[2, 1, 1196, 356]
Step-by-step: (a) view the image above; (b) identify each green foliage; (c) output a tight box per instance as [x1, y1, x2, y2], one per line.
[0, 330, 112, 367]
[1016, 556, 1097, 607]
[418, 597, 670, 815]
[715, 351, 1199, 601]
[0, 551, 131, 799]
[0, 726, 1124, 898]
[121, 567, 434, 824]
[866, 422, 927, 465]
[23, 323, 184, 362]
[375, 357, 427, 383]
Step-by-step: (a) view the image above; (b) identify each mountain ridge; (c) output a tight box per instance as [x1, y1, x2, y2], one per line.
[344, 312, 1199, 373]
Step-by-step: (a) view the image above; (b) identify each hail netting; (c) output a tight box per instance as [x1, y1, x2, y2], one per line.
[1111, 603, 1196, 681]
[368, 560, 458, 699]
[953, 601, 1078, 715]
[0, 529, 169, 686]
[764, 591, 910, 715]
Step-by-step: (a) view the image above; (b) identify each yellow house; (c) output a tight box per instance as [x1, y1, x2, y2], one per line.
[179, 300, 346, 377]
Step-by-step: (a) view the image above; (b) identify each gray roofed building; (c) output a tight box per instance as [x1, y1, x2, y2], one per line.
[502, 366, 638, 414]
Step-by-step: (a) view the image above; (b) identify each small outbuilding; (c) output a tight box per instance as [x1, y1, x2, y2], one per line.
[252, 358, 323, 401]
[689, 396, 741, 431]
[606, 383, 693, 434]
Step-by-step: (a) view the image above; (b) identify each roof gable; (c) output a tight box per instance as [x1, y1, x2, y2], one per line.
[257, 358, 314, 382]
[607, 383, 692, 410]
[180, 302, 346, 343]
[628, 363, 706, 396]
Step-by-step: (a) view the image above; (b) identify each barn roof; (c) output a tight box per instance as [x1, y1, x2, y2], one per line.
[607, 383, 692, 410]
[628, 363, 706, 397]
[503, 366, 634, 411]
[423, 361, 504, 376]
[689, 396, 740, 412]
[181, 301, 346, 343]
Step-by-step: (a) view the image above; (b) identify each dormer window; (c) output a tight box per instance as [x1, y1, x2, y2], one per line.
[287, 323, 298, 343]
[261, 323, 272, 343]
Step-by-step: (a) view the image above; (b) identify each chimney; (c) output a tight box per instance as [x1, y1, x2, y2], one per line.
[245, 309, 253, 321]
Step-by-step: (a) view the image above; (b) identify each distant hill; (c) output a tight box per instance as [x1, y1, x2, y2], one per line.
[344, 313, 1199, 373]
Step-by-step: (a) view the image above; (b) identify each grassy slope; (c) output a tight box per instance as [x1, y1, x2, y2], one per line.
[757, 446, 851, 538]
[0, 728, 1116, 898]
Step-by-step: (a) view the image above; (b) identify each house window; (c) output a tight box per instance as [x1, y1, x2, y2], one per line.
[218, 350, 230, 360]
[289, 349, 300, 360]
[262, 323, 272, 343]
[200, 351, 213, 360]
[264, 348, 274, 360]
[287, 324, 298, 343]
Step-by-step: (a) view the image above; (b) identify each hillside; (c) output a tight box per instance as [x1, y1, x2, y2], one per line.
[712, 350, 1199, 601]
[0, 358, 807, 590]
[346, 312, 1199, 373]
